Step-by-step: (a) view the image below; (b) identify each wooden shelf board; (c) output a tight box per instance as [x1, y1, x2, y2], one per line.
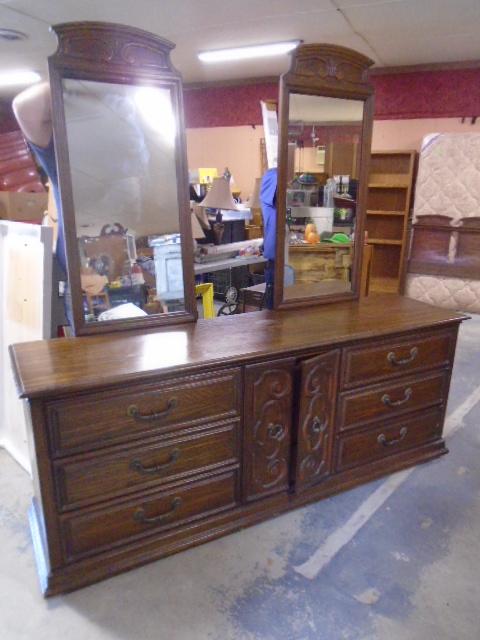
[371, 150, 417, 156]
[368, 183, 410, 189]
[369, 276, 400, 294]
[366, 210, 405, 216]
[367, 238, 403, 246]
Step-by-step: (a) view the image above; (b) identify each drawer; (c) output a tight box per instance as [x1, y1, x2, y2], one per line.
[336, 407, 444, 471]
[47, 369, 241, 456]
[62, 469, 239, 561]
[341, 329, 455, 389]
[54, 421, 239, 511]
[337, 370, 448, 432]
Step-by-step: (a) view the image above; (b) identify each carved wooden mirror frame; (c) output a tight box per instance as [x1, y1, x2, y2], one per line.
[274, 44, 375, 310]
[49, 22, 196, 335]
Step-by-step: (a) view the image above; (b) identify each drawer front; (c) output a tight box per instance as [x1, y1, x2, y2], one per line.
[47, 369, 241, 456]
[337, 370, 448, 432]
[341, 329, 455, 389]
[54, 421, 239, 511]
[336, 408, 444, 471]
[62, 469, 239, 561]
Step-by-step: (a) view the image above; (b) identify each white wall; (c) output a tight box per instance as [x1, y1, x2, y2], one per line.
[372, 117, 480, 151]
[186, 118, 480, 199]
[186, 125, 265, 199]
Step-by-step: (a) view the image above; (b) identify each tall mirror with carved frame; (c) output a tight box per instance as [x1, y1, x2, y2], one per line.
[49, 22, 196, 335]
[274, 44, 374, 309]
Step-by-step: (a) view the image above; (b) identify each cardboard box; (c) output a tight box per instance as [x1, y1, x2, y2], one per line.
[0, 192, 47, 224]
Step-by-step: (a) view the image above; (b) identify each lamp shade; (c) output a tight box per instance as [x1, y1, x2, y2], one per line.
[199, 176, 239, 210]
[248, 177, 262, 209]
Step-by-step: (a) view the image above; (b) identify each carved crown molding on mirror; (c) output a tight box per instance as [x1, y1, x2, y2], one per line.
[51, 22, 175, 74]
[48, 22, 196, 336]
[287, 44, 374, 93]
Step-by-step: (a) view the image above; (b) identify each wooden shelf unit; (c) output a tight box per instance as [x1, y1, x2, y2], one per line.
[365, 150, 416, 294]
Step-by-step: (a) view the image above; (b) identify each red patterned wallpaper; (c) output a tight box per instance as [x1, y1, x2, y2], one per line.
[2, 67, 478, 133]
[184, 68, 480, 128]
[184, 82, 278, 128]
[372, 69, 480, 120]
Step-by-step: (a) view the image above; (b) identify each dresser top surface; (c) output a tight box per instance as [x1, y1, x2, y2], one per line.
[10, 294, 465, 399]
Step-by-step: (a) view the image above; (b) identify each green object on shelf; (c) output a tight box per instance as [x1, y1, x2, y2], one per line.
[322, 232, 351, 244]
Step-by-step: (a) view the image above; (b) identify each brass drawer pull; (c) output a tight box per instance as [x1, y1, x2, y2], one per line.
[267, 423, 285, 440]
[130, 448, 180, 475]
[377, 426, 408, 447]
[387, 347, 418, 366]
[133, 496, 182, 525]
[127, 397, 177, 422]
[381, 387, 412, 407]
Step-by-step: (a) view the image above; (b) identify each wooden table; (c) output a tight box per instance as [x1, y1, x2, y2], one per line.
[193, 255, 266, 275]
[288, 242, 353, 285]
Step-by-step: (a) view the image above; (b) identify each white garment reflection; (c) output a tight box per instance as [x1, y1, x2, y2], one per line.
[63, 79, 180, 238]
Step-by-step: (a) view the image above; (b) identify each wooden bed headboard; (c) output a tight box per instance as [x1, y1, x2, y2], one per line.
[408, 215, 480, 279]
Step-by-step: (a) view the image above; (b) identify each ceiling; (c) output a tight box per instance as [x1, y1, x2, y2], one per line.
[0, 0, 479, 96]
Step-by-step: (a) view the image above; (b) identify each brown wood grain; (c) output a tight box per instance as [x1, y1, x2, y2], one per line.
[337, 370, 448, 431]
[10, 294, 465, 399]
[46, 369, 241, 456]
[341, 328, 455, 389]
[335, 406, 443, 471]
[295, 350, 339, 491]
[30, 437, 448, 597]
[54, 420, 240, 511]
[61, 468, 239, 561]
[243, 359, 294, 501]
[366, 150, 417, 293]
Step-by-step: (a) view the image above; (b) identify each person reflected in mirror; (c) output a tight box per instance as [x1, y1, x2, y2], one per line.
[13, 82, 72, 327]
[260, 168, 277, 309]
[12, 83, 64, 263]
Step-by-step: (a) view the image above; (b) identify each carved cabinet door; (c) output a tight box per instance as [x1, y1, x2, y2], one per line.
[295, 350, 340, 491]
[243, 358, 295, 502]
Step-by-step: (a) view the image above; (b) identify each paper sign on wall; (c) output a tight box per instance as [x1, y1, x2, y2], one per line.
[260, 101, 278, 169]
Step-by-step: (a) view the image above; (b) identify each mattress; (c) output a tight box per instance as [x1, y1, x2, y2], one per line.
[406, 133, 480, 312]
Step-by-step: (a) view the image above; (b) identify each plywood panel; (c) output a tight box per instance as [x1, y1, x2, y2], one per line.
[0, 222, 52, 472]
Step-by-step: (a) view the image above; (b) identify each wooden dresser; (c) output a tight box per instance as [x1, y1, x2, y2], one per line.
[10, 294, 464, 595]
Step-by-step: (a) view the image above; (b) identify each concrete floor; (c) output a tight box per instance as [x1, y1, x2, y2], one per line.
[1, 315, 480, 640]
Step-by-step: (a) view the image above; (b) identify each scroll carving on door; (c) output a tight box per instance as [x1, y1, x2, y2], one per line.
[244, 359, 294, 501]
[296, 350, 340, 490]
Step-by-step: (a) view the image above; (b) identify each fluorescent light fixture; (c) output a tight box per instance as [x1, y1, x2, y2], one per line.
[0, 70, 41, 87]
[198, 40, 301, 63]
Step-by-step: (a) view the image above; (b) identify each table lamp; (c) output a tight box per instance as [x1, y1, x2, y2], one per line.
[199, 176, 239, 244]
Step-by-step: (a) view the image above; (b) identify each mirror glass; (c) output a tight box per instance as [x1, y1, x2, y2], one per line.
[63, 78, 185, 324]
[283, 93, 364, 301]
